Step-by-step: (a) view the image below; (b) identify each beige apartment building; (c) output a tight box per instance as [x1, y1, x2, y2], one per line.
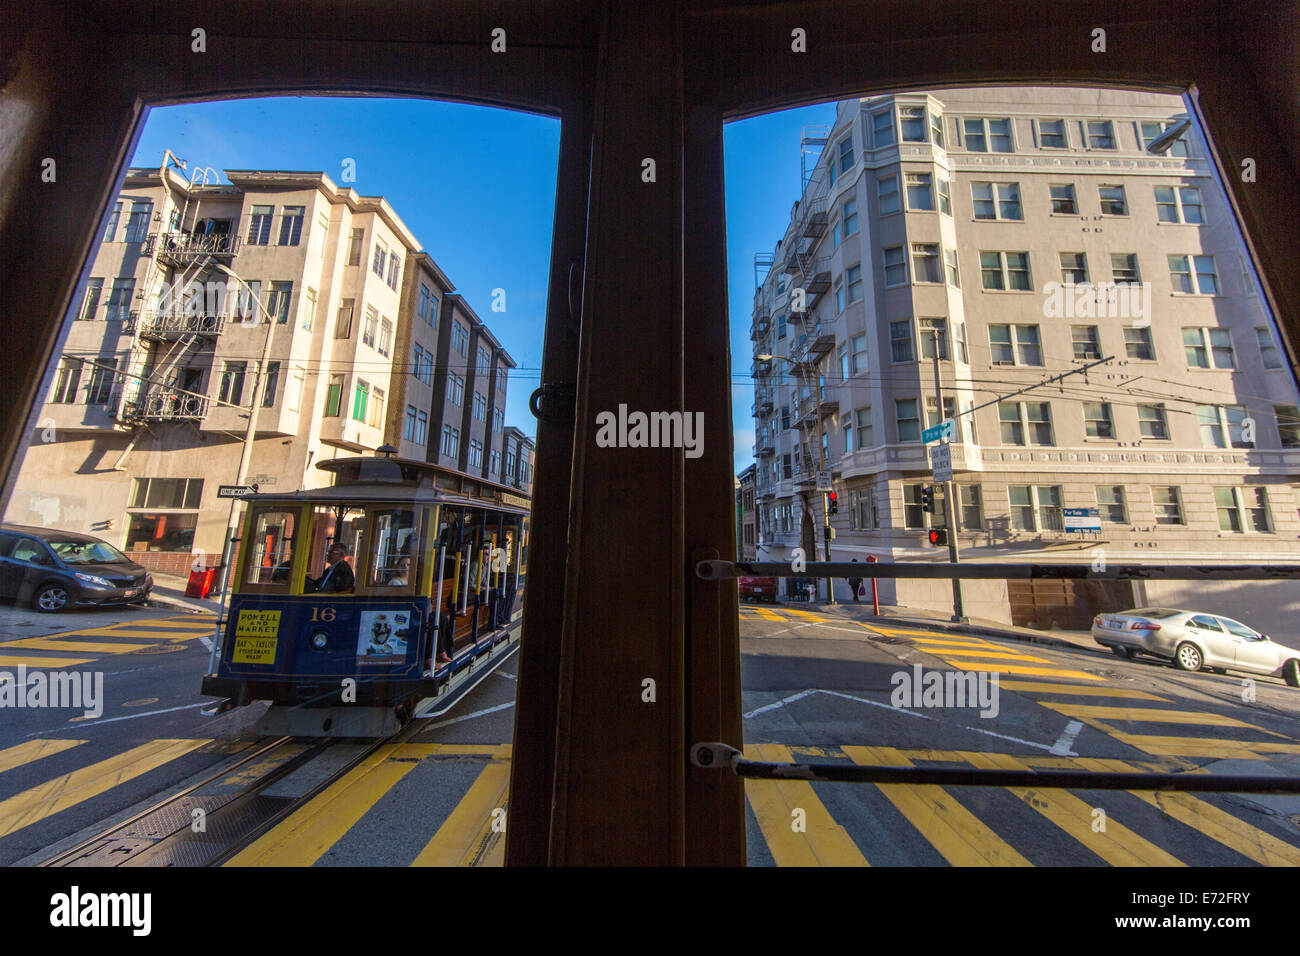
[8, 159, 526, 574]
[749, 87, 1300, 633]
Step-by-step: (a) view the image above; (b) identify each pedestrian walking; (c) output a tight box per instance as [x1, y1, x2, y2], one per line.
[846, 557, 863, 603]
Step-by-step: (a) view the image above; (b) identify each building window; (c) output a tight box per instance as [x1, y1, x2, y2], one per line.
[124, 478, 204, 553]
[883, 246, 907, 286]
[925, 396, 957, 431]
[1036, 118, 1068, 148]
[918, 318, 950, 360]
[336, 299, 355, 339]
[777, 313, 787, 340]
[348, 228, 364, 266]
[834, 280, 844, 314]
[1152, 486, 1184, 525]
[1183, 327, 1234, 368]
[378, 318, 393, 357]
[1274, 405, 1300, 448]
[851, 334, 869, 374]
[404, 405, 419, 443]
[988, 324, 1042, 365]
[247, 205, 273, 245]
[302, 287, 316, 331]
[890, 321, 915, 363]
[957, 484, 983, 530]
[1216, 487, 1272, 533]
[447, 372, 464, 406]
[493, 408, 504, 432]
[1155, 187, 1205, 224]
[86, 358, 117, 405]
[878, 176, 900, 215]
[218, 362, 247, 406]
[1000, 401, 1054, 445]
[370, 386, 385, 428]
[1111, 253, 1141, 284]
[372, 240, 387, 277]
[1197, 404, 1250, 448]
[1009, 485, 1063, 531]
[325, 374, 343, 416]
[838, 135, 854, 173]
[1169, 255, 1218, 295]
[963, 117, 1012, 152]
[478, 346, 491, 375]
[418, 284, 432, 324]
[104, 201, 122, 242]
[352, 379, 370, 422]
[971, 182, 1022, 220]
[937, 176, 951, 215]
[453, 321, 468, 356]
[387, 253, 400, 290]
[1083, 402, 1115, 438]
[929, 110, 944, 147]
[124, 201, 152, 243]
[278, 205, 304, 246]
[899, 106, 927, 142]
[980, 251, 1032, 290]
[51, 357, 83, 404]
[1140, 120, 1191, 157]
[842, 198, 859, 236]
[905, 172, 934, 210]
[1099, 184, 1128, 215]
[902, 484, 927, 529]
[1138, 404, 1169, 439]
[895, 398, 921, 442]
[259, 361, 280, 408]
[1096, 486, 1127, 523]
[442, 425, 460, 458]
[872, 110, 895, 147]
[79, 278, 104, 320]
[1084, 120, 1116, 149]
[845, 263, 863, 304]
[267, 281, 293, 324]
[362, 307, 378, 348]
[1124, 326, 1155, 360]
[490, 449, 500, 474]
[106, 279, 135, 322]
[1256, 327, 1282, 369]
[473, 392, 487, 422]
[1071, 325, 1101, 360]
[911, 243, 941, 283]
[1059, 252, 1089, 284]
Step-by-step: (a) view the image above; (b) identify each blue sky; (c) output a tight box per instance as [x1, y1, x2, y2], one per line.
[132, 94, 836, 469]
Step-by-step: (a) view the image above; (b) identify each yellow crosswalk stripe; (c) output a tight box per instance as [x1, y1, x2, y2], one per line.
[0, 739, 206, 838]
[1, 637, 153, 655]
[999, 680, 1169, 700]
[744, 607, 787, 622]
[780, 608, 832, 622]
[0, 739, 86, 774]
[877, 629, 984, 639]
[0, 655, 95, 667]
[1085, 732, 1300, 759]
[931, 648, 1053, 662]
[962, 751, 1185, 866]
[743, 743, 868, 866]
[908, 636, 1006, 648]
[411, 761, 510, 866]
[1070, 757, 1300, 867]
[76, 629, 205, 642]
[934, 661, 1104, 681]
[225, 743, 417, 867]
[1041, 703, 1264, 728]
[841, 745, 1031, 866]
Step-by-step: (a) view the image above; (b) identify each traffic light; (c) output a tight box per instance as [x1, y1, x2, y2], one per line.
[827, 491, 838, 515]
[920, 485, 935, 513]
[928, 528, 948, 546]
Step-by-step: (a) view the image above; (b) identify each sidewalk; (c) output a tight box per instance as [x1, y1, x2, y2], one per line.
[777, 597, 1100, 654]
[147, 572, 224, 615]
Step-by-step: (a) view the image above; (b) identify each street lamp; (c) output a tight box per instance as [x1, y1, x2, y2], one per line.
[1145, 118, 1192, 155]
[756, 350, 836, 605]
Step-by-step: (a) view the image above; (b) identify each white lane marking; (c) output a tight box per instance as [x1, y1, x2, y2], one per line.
[418, 700, 515, 729]
[23, 701, 210, 737]
[816, 689, 932, 720]
[743, 689, 819, 720]
[1050, 719, 1085, 756]
[494, 670, 517, 681]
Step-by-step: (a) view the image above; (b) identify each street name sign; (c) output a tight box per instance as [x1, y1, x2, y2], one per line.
[815, 469, 832, 492]
[922, 419, 955, 444]
[929, 443, 952, 483]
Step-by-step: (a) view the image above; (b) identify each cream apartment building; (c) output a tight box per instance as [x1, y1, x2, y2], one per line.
[749, 87, 1300, 633]
[9, 159, 520, 574]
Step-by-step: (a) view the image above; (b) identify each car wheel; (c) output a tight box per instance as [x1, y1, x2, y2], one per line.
[1174, 642, 1203, 672]
[34, 584, 69, 613]
[1284, 659, 1300, 688]
[1111, 646, 1136, 659]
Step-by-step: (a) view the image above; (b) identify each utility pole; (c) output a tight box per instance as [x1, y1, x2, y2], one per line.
[808, 357, 835, 605]
[930, 328, 966, 623]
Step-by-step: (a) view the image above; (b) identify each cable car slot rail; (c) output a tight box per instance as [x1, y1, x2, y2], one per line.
[689, 743, 1300, 792]
[698, 560, 1300, 581]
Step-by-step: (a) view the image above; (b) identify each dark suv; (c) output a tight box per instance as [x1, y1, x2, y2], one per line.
[0, 524, 153, 612]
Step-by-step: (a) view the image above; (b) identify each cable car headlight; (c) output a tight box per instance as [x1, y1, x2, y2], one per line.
[310, 630, 329, 650]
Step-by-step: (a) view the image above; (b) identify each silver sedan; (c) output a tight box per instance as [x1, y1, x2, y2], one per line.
[1092, 608, 1300, 686]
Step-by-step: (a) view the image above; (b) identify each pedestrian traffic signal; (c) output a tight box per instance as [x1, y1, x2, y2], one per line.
[920, 485, 935, 513]
[827, 491, 838, 515]
[928, 528, 948, 546]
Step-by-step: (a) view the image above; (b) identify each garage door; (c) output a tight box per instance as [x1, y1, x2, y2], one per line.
[1006, 579, 1134, 630]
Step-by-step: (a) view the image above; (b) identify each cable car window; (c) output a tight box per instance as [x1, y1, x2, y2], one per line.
[305, 504, 363, 593]
[368, 507, 420, 588]
[245, 508, 298, 589]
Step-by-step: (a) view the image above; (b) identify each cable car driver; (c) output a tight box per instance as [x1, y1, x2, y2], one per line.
[306, 542, 355, 593]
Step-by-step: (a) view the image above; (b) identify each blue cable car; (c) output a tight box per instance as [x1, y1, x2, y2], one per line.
[200, 450, 529, 736]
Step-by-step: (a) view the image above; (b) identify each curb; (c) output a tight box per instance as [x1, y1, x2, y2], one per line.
[146, 588, 221, 615]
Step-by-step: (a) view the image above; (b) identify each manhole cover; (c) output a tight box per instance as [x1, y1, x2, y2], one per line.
[123, 697, 160, 707]
[133, 643, 187, 655]
[868, 633, 911, 645]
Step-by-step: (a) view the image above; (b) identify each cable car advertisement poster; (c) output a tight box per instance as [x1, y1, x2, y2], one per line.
[356, 609, 412, 663]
